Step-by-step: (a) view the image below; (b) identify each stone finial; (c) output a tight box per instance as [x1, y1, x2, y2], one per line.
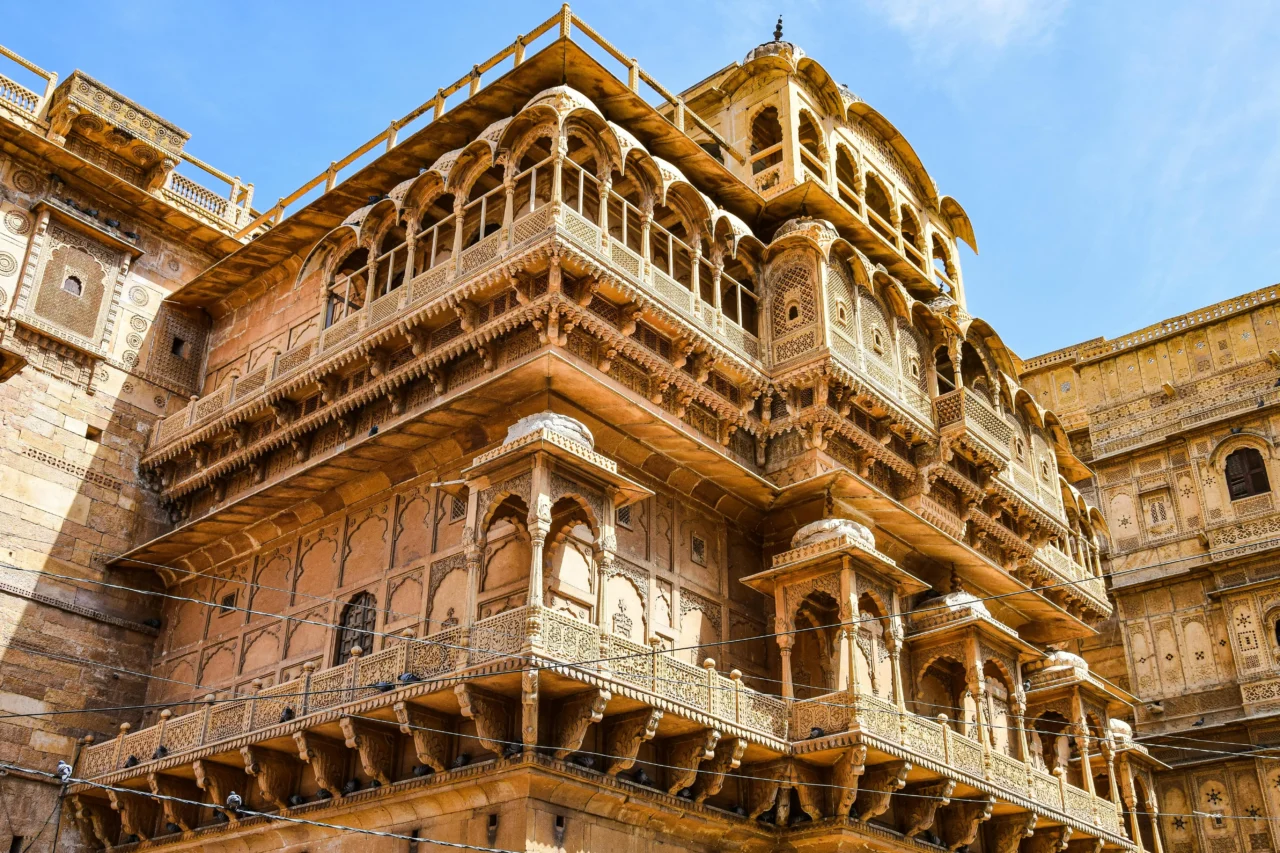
[774, 16, 783, 41]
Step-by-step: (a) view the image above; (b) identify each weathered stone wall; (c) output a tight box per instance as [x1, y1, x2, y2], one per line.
[0, 143, 220, 851]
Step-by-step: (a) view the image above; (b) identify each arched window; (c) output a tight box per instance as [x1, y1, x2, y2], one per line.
[1226, 447, 1270, 500]
[335, 592, 377, 664]
[62, 276, 82, 296]
[797, 111, 826, 181]
[835, 145, 860, 211]
[864, 174, 894, 240]
[750, 106, 783, 176]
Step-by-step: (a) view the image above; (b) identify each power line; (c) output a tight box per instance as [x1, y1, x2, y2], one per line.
[0, 520, 1236, 684]
[9, 643, 1278, 781]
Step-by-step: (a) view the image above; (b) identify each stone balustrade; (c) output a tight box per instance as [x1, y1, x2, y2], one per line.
[74, 605, 1127, 848]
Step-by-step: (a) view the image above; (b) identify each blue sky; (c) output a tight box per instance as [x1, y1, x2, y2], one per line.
[7, 0, 1280, 357]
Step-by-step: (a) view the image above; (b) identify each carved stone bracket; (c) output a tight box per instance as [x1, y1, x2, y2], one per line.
[831, 744, 867, 816]
[456, 683, 513, 753]
[240, 744, 300, 809]
[938, 793, 994, 851]
[340, 716, 396, 786]
[900, 779, 956, 837]
[791, 759, 825, 822]
[147, 772, 200, 833]
[394, 701, 450, 772]
[1066, 836, 1104, 853]
[692, 737, 746, 803]
[1024, 826, 1074, 853]
[293, 731, 348, 798]
[855, 760, 911, 821]
[107, 787, 160, 841]
[665, 728, 721, 794]
[989, 812, 1038, 853]
[743, 759, 790, 821]
[71, 795, 120, 851]
[552, 687, 611, 759]
[192, 758, 247, 821]
[604, 707, 663, 776]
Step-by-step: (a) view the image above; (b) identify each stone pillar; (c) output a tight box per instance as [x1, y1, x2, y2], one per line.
[502, 170, 516, 248]
[451, 197, 466, 263]
[966, 639, 992, 771]
[403, 219, 418, 283]
[551, 135, 566, 204]
[597, 175, 611, 246]
[778, 633, 795, 700]
[640, 202, 653, 276]
[1013, 689, 1031, 764]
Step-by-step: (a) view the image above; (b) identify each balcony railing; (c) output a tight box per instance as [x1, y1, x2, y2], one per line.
[934, 387, 1013, 465]
[77, 604, 789, 781]
[0, 44, 56, 122]
[149, 198, 764, 456]
[74, 610, 1125, 845]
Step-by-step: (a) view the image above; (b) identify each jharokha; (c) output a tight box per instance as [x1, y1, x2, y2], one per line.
[0, 8, 1268, 853]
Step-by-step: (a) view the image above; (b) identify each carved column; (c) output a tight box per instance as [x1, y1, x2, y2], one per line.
[967, 639, 993, 770]
[1013, 689, 1032, 764]
[639, 201, 653, 276]
[596, 175, 611, 247]
[403, 218, 418, 282]
[551, 135, 567, 206]
[451, 196, 466, 264]
[502, 168, 517, 247]
[778, 633, 795, 700]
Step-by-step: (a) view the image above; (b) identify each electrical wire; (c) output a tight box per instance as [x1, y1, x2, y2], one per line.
[7, 642, 1278, 781]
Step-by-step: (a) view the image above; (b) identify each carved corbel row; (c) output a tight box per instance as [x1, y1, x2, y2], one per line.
[552, 688, 611, 759]
[604, 707, 663, 776]
[293, 731, 347, 797]
[70, 795, 120, 851]
[148, 772, 201, 832]
[240, 744, 299, 809]
[192, 758, 246, 821]
[855, 760, 912, 821]
[665, 728, 720, 795]
[938, 793, 994, 851]
[1024, 825, 1073, 853]
[692, 737, 746, 803]
[831, 744, 868, 816]
[395, 700, 451, 772]
[340, 716, 396, 786]
[456, 683, 514, 753]
[989, 813, 1038, 853]
[900, 779, 955, 837]
[107, 787, 160, 842]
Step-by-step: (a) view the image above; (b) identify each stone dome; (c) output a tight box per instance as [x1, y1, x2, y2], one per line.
[743, 39, 805, 65]
[504, 412, 594, 449]
[791, 517, 875, 552]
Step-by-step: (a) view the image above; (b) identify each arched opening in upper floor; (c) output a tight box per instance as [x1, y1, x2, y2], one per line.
[750, 105, 783, 176]
[326, 247, 369, 328]
[864, 172, 894, 241]
[1226, 446, 1270, 500]
[797, 110, 826, 182]
[835, 144, 860, 212]
[417, 191, 457, 273]
[791, 588, 840, 700]
[335, 591, 377, 665]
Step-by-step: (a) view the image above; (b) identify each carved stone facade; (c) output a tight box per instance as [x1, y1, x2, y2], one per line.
[1024, 286, 1280, 853]
[0, 10, 1183, 853]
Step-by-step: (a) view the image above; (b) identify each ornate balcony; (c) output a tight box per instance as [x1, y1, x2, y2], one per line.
[934, 388, 1013, 471]
[70, 601, 1130, 851]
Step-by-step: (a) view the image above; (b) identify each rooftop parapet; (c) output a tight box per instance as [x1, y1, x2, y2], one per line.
[0, 45, 256, 237]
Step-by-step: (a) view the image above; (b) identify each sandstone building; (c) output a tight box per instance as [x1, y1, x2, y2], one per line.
[0, 8, 1184, 853]
[1022, 287, 1280, 853]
